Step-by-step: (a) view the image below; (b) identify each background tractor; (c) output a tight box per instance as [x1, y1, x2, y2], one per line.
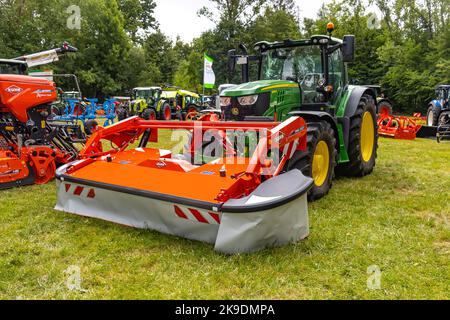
[118, 86, 172, 121]
[427, 84, 450, 127]
[162, 88, 202, 120]
[220, 23, 378, 200]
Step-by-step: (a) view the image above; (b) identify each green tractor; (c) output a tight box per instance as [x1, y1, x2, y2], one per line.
[118, 86, 172, 121]
[220, 23, 378, 200]
[162, 89, 202, 120]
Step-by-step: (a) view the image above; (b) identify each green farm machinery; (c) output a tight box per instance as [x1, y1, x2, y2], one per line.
[220, 23, 378, 200]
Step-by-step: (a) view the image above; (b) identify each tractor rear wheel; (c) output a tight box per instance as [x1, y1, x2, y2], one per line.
[141, 108, 156, 120]
[337, 94, 378, 177]
[161, 103, 172, 120]
[427, 105, 439, 126]
[84, 119, 99, 135]
[438, 111, 450, 126]
[377, 100, 392, 116]
[287, 121, 337, 201]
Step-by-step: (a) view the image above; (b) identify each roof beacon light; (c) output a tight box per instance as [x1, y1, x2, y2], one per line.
[327, 22, 335, 35]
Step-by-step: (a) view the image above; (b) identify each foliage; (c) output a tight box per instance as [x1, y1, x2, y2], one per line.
[0, 0, 448, 112]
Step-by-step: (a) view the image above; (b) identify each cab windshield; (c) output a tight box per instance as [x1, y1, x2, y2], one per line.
[261, 46, 326, 103]
[260, 46, 323, 83]
[134, 89, 157, 100]
[0, 62, 24, 75]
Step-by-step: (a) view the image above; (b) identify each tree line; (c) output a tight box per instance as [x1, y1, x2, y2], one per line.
[0, 0, 448, 113]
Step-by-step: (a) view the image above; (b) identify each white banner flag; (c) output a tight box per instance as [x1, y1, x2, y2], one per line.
[24, 49, 59, 67]
[203, 54, 215, 89]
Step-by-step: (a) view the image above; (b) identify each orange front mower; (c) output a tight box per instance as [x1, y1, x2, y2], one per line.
[377, 113, 422, 140]
[55, 116, 313, 253]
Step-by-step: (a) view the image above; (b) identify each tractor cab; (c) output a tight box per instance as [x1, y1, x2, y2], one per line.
[132, 86, 162, 104]
[435, 85, 450, 107]
[0, 59, 27, 75]
[221, 27, 356, 121]
[129, 86, 162, 116]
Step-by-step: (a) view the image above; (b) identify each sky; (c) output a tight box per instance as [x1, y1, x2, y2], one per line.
[154, 0, 333, 42]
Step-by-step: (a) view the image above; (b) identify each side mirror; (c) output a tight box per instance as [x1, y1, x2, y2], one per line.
[227, 49, 236, 74]
[238, 44, 248, 55]
[342, 35, 355, 62]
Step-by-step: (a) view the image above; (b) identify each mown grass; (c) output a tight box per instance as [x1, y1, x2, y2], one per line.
[0, 137, 448, 299]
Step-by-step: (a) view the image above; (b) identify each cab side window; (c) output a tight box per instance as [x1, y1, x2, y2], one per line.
[329, 49, 344, 98]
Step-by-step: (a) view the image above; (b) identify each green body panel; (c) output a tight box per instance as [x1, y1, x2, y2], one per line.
[222, 80, 356, 163]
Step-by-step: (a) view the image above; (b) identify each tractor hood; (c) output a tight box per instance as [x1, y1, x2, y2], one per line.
[221, 80, 298, 97]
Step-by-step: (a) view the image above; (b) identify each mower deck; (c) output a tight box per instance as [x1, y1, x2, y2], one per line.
[55, 117, 313, 253]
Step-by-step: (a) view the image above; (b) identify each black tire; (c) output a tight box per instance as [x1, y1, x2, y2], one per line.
[141, 108, 156, 120]
[426, 105, 439, 126]
[287, 121, 337, 201]
[337, 93, 378, 177]
[50, 105, 62, 116]
[117, 107, 128, 121]
[437, 110, 450, 126]
[160, 102, 172, 120]
[84, 119, 98, 135]
[377, 100, 392, 115]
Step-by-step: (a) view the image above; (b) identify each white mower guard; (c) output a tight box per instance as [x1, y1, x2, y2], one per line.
[55, 161, 313, 253]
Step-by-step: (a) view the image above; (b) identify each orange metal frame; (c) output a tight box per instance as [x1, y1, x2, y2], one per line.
[66, 116, 307, 203]
[377, 113, 422, 140]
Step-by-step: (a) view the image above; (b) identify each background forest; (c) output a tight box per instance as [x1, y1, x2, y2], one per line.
[0, 0, 448, 113]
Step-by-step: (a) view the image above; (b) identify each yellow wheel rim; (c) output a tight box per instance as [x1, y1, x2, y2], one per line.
[312, 140, 330, 187]
[361, 111, 375, 162]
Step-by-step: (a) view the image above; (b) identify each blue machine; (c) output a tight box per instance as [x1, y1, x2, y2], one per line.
[50, 97, 117, 134]
[427, 85, 450, 126]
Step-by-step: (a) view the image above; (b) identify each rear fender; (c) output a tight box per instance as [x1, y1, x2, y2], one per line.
[344, 86, 376, 118]
[288, 111, 340, 151]
[430, 100, 442, 110]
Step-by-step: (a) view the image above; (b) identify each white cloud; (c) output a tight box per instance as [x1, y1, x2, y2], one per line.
[154, 0, 379, 42]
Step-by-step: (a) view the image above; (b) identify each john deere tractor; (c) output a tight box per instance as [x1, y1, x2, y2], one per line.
[220, 23, 378, 200]
[118, 86, 172, 120]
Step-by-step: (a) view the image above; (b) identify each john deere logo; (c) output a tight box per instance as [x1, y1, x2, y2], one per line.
[231, 107, 240, 116]
[5, 85, 23, 94]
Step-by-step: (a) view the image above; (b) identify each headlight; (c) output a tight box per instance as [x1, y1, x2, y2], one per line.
[237, 95, 258, 106]
[220, 96, 231, 106]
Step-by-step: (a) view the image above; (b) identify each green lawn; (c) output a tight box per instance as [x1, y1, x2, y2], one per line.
[0, 137, 449, 299]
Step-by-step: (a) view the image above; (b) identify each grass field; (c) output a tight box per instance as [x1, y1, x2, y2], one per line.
[0, 136, 449, 299]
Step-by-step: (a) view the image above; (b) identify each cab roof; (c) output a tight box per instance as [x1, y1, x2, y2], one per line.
[254, 35, 343, 52]
[0, 59, 27, 65]
[133, 86, 161, 91]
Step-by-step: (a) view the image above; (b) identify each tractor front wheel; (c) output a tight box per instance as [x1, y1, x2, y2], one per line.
[141, 108, 157, 120]
[288, 121, 337, 201]
[117, 107, 128, 121]
[427, 105, 439, 126]
[161, 103, 172, 120]
[337, 94, 378, 177]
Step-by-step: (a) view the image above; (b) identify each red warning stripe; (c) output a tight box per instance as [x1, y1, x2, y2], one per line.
[174, 205, 188, 219]
[63, 183, 96, 199]
[208, 212, 221, 224]
[174, 205, 221, 224]
[74, 186, 84, 196]
[188, 208, 209, 224]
